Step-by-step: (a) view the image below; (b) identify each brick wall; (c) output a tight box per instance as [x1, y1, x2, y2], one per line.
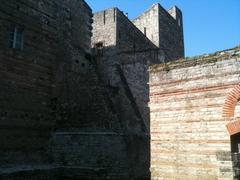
[149, 46, 240, 179]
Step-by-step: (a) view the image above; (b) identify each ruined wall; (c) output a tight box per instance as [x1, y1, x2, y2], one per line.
[51, 132, 129, 179]
[0, 0, 120, 175]
[91, 8, 155, 179]
[116, 9, 163, 131]
[0, 0, 58, 166]
[53, 0, 118, 130]
[0, 0, 136, 179]
[133, 3, 184, 61]
[92, 8, 164, 130]
[149, 46, 240, 179]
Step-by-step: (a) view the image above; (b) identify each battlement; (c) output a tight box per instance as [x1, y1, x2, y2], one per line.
[92, 7, 157, 51]
[93, 8, 118, 25]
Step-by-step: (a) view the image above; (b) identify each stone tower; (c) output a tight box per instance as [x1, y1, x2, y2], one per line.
[133, 3, 184, 60]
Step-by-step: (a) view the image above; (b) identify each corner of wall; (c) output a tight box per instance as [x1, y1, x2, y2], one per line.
[168, 6, 183, 27]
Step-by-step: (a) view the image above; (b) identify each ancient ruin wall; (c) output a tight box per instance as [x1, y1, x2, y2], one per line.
[92, 8, 164, 130]
[0, 0, 59, 165]
[91, 8, 156, 178]
[149, 46, 240, 179]
[0, 0, 134, 179]
[0, 0, 115, 171]
[53, 0, 116, 130]
[133, 3, 184, 61]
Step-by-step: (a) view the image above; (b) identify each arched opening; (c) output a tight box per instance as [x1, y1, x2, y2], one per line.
[222, 84, 240, 178]
[223, 85, 240, 134]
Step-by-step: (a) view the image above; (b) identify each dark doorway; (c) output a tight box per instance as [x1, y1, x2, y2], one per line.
[231, 133, 240, 179]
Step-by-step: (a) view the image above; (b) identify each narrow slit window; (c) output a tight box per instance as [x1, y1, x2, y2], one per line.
[9, 25, 24, 50]
[144, 27, 147, 36]
[103, 11, 106, 24]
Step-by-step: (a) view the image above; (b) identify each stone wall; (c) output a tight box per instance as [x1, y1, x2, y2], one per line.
[116, 9, 164, 131]
[92, 8, 117, 47]
[0, 0, 119, 175]
[51, 132, 129, 179]
[149, 46, 240, 179]
[92, 8, 155, 178]
[158, 4, 184, 60]
[92, 8, 164, 131]
[116, 10, 157, 52]
[0, 0, 59, 166]
[132, 4, 160, 48]
[133, 3, 184, 61]
[53, 0, 118, 131]
[0, 1, 151, 179]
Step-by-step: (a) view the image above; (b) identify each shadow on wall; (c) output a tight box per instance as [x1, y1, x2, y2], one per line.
[27, 44, 152, 179]
[0, 47, 151, 180]
[91, 44, 153, 179]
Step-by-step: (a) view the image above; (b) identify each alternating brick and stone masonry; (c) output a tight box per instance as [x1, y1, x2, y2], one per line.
[0, 0, 239, 179]
[149, 46, 240, 179]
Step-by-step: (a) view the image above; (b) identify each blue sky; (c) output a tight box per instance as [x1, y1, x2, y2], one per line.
[86, 0, 240, 57]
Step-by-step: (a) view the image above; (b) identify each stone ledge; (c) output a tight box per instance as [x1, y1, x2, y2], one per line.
[0, 165, 128, 179]
[149, 45, 240, 72]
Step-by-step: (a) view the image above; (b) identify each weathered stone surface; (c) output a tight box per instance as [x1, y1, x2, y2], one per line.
[0, 0, 151, 179]
[149, 46, 240, 180]
[133, 3, 184, 60]
[2, 0, 239, 179]
[0, 0, 59, 166]
[0, 0, 124, 179]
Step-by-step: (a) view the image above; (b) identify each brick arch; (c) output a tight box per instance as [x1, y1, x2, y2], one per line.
[222, 85, 240, 118]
